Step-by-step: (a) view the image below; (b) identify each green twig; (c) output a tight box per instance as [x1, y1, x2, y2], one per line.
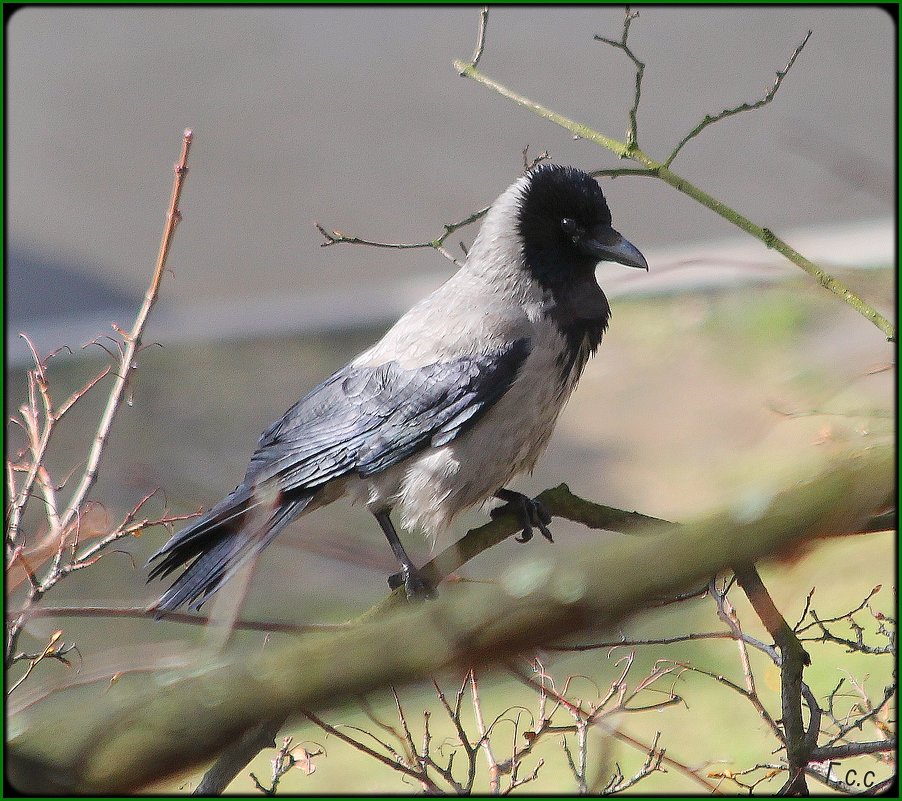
[452, 61, 894, 342]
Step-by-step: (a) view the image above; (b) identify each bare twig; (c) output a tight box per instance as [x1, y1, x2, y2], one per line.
[247, 736, 321, 795]
[823, 681, 895, 747]
[508, 663, 717, 792]
[7, 337, 58, 546]
[433, 677, 478, 792]
[7, 631, 76, 695]
[662, 658, 784, 744]
[57, 129, 193, 539]
[795, 585, 894, 656]
[471, 670, 501, 794]
[594, 7, 645, 148]
[314, 203, 489, 267]
[461, 6, 489, 73]
[544, 627, 778, 661]
[11, 604, 346, 635]
[454, 19, 893, 340]
[708, 762, 784, 793]
[521, 146, 551, 173]
[606, 731, 666, 792]
[302, 709, 437, 789]
[5, 130, 193, 676]
[665, 31, 812, 167]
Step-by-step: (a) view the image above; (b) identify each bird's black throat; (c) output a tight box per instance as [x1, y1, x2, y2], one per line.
[521, 245, 612, 385]
[545, 268, 611, 384]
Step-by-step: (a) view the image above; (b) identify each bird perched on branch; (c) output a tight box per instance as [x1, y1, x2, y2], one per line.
[148, 164, 647, 611]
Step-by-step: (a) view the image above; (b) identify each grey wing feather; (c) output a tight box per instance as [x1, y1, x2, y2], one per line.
[148, 337, 530, 612]
[247, 337, 531, 488]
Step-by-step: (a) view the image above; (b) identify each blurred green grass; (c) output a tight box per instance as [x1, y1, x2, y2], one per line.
[6, 267, 895, 793]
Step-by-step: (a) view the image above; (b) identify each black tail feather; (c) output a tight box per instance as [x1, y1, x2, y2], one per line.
[148, 487, 313, 613]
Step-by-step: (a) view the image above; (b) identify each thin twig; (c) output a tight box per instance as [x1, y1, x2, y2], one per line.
[55, 129, 193, 540]
[7, 631, 74, 695]
[315, 204, 489, 268]
[454, 29, 893, 340]
[6, 338, 56, 546]
[14, 604, 346, 635]
[433, 678, 478, 792]
[5, 130, 193, 674]
[824, 683, 895, 747]
[662, 658, 784, 745]
[522, 146, 551, 173]
[507, 662, 719, 792]
[461, 6, 489, 73]
[471, 670, 501, 794]
[664, 31, 812, 167]
[543, 628, 777, 658]
[594, 7, 645, 148]
[302, 709, 436, 788]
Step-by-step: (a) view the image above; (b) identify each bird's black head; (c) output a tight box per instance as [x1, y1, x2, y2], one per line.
[516, 164, 647, 293]
[515, 164, 647, 379]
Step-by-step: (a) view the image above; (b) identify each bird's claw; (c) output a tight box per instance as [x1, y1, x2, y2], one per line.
[492, 492, 553, 544]
[388, 567, 436, 600]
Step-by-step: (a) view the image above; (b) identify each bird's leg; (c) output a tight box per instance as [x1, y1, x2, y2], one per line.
[375, 510, 436, 600]
[492, 488, 554, 544]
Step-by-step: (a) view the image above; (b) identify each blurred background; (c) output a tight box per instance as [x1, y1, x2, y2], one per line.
[6, 6, 895, 793]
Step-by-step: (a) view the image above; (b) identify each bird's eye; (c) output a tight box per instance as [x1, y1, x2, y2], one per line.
[561, 217, 577, 235]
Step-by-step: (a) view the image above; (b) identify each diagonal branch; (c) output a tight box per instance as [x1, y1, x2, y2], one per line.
[355, 483, 672, 621]
[665, 31, 813, 167]
[7, 441, 890, 793]
[55, 129, 193, 539]
[453, 50, 894, 342]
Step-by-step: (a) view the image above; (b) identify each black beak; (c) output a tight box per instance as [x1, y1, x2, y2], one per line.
[580, 224, 648, 271]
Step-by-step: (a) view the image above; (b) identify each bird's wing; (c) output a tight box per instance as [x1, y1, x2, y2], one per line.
[245, 337, 531, 491]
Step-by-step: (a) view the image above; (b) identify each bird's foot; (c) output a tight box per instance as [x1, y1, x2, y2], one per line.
[492, 489, 553, 544]
[388, 566, 436, 600]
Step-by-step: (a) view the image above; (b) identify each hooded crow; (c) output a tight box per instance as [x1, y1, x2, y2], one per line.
[148, 164, 647, 610]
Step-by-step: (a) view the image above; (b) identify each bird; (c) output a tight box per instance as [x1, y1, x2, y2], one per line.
[147, 164, 647, 612]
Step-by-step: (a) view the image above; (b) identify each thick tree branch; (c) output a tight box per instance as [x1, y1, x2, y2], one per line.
[7, 442, 891, 793]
